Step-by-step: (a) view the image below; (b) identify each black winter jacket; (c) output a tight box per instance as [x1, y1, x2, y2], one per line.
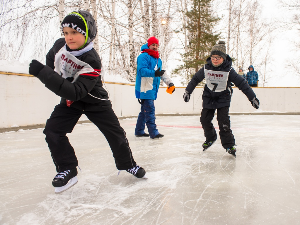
[36, 38, 110, 111]
[186, 56, 256, 109]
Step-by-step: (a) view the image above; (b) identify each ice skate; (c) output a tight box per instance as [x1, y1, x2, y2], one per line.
[202, 139, 216, 151]
[52, 169, 78, 193]
[135, 133, 150, 137]
[152, 133, 164, 139]
[226, 146, 236, 157]
[126, 165, 147, 179]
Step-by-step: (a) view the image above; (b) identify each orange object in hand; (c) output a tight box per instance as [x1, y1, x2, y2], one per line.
[166, 85, 175, 94]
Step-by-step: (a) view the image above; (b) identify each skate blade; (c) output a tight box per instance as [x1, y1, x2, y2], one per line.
[229, 153, 236, 158]
[55, 176, 78, 193]
[141, 174, 148, 179]
[228, 151, 236, 158]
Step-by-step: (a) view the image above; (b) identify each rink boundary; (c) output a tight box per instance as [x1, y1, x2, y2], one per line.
[1, 71, 300, 88]
[1, 112, 300, 133]
[2, 72, 300, 129]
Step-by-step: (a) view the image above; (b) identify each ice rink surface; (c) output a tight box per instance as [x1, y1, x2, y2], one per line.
[1, 115, 300, 225]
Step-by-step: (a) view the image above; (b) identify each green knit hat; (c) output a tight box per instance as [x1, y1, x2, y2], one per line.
[211, 40, 227, 60]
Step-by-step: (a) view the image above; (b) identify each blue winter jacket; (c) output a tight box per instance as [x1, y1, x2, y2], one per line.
[246, 65, 258, 85]
[135, 43, 163, 100]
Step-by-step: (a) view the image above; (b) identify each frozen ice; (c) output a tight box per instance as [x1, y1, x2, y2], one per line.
[1, 115, 300, 224]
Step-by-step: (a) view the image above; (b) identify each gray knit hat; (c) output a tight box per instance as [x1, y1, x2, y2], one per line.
[211, 40, 227, 60]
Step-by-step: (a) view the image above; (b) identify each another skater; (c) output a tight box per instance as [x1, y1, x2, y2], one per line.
[183, 41, 260, 157]
[135, 36, 175, 139]
[246, 65, 259, 87]
[28, 10, 146, 193]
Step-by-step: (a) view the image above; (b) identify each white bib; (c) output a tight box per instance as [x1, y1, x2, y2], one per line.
[204, 68, 230, 92]
[54, 46, 95, 82]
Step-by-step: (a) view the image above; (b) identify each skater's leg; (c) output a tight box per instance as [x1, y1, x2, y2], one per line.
[85, 107, 137, 170]
[143, 100, 159, 138]
[43, 104, 82, 172]
[135, 100, 147, 136]
[200, 108, 217, 141]
[217, 107, 235, 149]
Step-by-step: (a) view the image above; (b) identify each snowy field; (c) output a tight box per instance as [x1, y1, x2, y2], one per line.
[1, 115, 300, 225]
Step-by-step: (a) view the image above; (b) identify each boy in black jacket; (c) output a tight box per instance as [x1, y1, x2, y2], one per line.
[183, 41, 260, 157]
[29, 11, 146, 193]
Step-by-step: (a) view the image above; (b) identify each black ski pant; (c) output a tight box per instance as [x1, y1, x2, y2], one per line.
[43, 103, 136, 172]
[200, 107, 235, 149]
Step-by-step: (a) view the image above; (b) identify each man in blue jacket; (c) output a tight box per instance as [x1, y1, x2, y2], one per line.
[135, 36, 175, 139]
[246, 65, 259, 87]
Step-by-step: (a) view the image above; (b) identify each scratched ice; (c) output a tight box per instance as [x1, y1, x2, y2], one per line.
[1, 115, 300, 225]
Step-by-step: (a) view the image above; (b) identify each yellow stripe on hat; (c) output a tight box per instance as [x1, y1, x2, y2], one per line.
[70, 12, 89, 49]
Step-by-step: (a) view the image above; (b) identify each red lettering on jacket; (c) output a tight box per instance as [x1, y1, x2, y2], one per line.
[207, 72, 223, 78]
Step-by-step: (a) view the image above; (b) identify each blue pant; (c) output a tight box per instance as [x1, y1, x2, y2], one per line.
[135, 99, 159, 138]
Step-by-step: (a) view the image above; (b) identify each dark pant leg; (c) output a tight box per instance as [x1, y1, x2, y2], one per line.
[135, 102, 146, 135]
[217, 107, 235, 149]
[200, 108, 217, 141]
[85, 107, 136, 170]
[43, 104, 82, 172]
[143, 99, 159, 138]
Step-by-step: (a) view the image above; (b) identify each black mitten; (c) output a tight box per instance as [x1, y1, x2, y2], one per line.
[183, 90, 191, 102]
[251, 97, 260, 109]
[29, 60, 44, 77]
[155, 68, 165, 77]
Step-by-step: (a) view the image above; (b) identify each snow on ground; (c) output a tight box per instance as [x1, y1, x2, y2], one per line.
[1, 115, 300, 224]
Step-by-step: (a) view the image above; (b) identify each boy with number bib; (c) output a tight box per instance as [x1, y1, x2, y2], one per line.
[28, 10, 146, 193]
[183, 41, 260, 157]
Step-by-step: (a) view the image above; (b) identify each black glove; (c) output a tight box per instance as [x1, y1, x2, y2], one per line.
[155, 68, 165, 77]
[251, 97, 260, 109]
[183, 90, 190, 102]
[29, 60, 44, 77]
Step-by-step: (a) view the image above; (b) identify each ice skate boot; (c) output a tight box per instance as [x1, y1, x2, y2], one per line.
[202, 139, 216, 151]
[52, 169, 78, 193]
[135, 133, 150, 137]
[226, 146, 236, 157]
[126, 165, 147, 179]
[152, 133, 164, 139]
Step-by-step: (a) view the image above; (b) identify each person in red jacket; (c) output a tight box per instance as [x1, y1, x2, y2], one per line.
[135, 36, 175, 139]
[28, 11, 146, 193]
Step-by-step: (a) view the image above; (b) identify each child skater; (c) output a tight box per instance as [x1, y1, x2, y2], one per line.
[28, 10, 146, 193]
[183, 41, 260, 157]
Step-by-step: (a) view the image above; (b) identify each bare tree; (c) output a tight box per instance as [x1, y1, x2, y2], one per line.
[82, 0, 89, 10]
[151, 0, 159, 37]
[0, 0, 62, 61]
[127, 0, 134, 81]
[0, 0, 182, 84]
[58, 0, 65, 23]
[139, 0, 150, 39]
[227, 0, 232, 54]
[108, 0, 117, 73]
[278, 0, 300, 76]
[90, 0, 99, 52]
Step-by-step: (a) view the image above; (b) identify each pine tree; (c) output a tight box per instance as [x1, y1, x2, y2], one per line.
[174, 0, 219, 85]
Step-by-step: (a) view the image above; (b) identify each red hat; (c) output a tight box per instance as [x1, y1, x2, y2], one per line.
[147, 36, 159, 46]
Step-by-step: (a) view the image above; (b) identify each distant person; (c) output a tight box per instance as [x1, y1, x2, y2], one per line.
[238, 67, 246, 79]
[135, 36, 175, 139]
[246, 65, 258, 87]
[28, 11, 146, 193]
[183, 41, 260, 157]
